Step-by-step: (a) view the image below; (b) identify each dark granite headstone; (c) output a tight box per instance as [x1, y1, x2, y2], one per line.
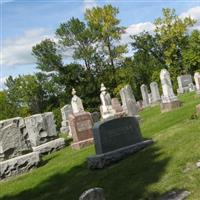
[93, 117, 142, 154]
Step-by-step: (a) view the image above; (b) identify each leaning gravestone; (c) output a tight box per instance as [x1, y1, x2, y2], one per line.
[25, 112, 65, 155]
[150, 81, 161, 104]
[120, 85, 138, 117]
[60, 104, 73, 136]
[0, 117, 40, 179]
[177, 74, 194, 94]
[160, 69, 181, 112]
[87, 117, 153, 169]
[111, 98, 125, 117]
[69, 88, 94, 150]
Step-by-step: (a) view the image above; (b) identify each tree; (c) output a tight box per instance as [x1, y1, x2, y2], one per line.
[56, 17, 99, 70]
[85, 4, 127, 77]
[183, 30, 200, 74]
[154, 8, 196, 72]
[32, 39, 63, 72]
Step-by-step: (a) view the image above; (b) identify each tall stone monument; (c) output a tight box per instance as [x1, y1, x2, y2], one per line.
[194, 72, 200, 94]
[99, 83, 115, 119]
[120, 85, 138, 117]
[25, 112, 65, 155]
[140, 84, 150, 107]
[60, 104, 73, 136]
[160, 69, 181, 112]
[177, 74, 195, 94]
[150, 81, 161, 104]
[0, 117, 40, 179]
[69, 88, 94, 149]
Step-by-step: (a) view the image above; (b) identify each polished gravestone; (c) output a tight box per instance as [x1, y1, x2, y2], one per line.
[87, 117, 153, 169]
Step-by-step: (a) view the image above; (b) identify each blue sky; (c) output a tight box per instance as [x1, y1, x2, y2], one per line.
[1, 0, 200, 89]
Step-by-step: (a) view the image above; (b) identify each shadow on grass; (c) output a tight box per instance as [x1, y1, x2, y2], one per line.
[0, 144, 171, 200]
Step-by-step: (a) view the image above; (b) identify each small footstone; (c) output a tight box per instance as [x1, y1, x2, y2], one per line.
[79, 188, 105, 200]
[159, 190, 190, 200]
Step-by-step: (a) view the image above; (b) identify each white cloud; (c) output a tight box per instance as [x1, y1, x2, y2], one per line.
[121, 22, 154, 44]
[83, 0, 97, 11]
[180, 6, 200, 31]
[1, 28, 53, 66]
[1, 28, 73, 67]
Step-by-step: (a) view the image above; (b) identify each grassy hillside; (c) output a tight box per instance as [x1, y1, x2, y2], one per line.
[0, 92, 200, 200]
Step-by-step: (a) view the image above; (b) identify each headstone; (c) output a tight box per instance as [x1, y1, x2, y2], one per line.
[140, 84, 150, 107]
[150, 81, 161, 104]
[0, 117, 32, 161]
[148, 93, 153, 104]
[100, 83, 116, 119]
[25, 112, 57, 147]
[0, 117, 40, 180]
[79, 188, 105, 200]
[60, 104, 73, 135]
[160, 69, 181, 112]
[87, 117, 153, 169]
[120, 85, 138, 116]
[158, 189, 190, 200]
[25, 112, 65, 155]
[69, 112, 94, 150]
[177, 74, 194, 94]
[194, 72, 200, 94]
[71, 88, 84, 114]
[111, 98, 125, 117]
[69, 88, 94, 150]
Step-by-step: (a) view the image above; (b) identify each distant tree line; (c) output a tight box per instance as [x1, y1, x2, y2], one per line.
[1, 6, 200, 128]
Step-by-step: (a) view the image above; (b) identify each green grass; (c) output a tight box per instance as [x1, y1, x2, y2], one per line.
[0, 92, 200, 200]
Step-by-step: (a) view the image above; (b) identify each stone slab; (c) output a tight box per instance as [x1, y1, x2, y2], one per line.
[0, 152, 40, 180]
[159, 190, 190, 200]
[71, 138, 94, 150]
[93, 117, 143, 155]
[87, 140, 153, 169]
[32, 138, 65, 155]
[160, 100, 182, 113]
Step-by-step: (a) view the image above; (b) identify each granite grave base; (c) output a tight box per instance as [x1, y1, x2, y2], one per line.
[32, 138, 65, 155]
[0, 152, 40, 180]
[87, 140, 153, 169]
[160, 100, 182, 113]
[71, 138, 94, 150]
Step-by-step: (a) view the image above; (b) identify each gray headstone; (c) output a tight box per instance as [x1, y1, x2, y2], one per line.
[150, 82, 161, 103]
[120, 85, 138, 116]
[140, 84, 150, 107]
[79, 188, 105, 200]
[0, 117, 32, 161]
[93, 117, 143, 154]
[25, 112, 57, 147]
[177, 75, 194, 93]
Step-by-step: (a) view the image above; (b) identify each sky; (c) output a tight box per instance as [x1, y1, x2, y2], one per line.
[1, 0, 200, 89]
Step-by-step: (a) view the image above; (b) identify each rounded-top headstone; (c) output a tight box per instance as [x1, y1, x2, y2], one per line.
[79, 188, 105, 200]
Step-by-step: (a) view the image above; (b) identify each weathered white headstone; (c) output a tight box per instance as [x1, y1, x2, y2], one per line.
[60, 104, 73, 135]
[79, 188, 105, 200]
[140, 84, 150, 107]
[71, 88, 84, 114]
[160, 69, 181, 112]
[100, 83, 115, 119]
[177, 74, 194, 94]
[120, 85, 138, 116]
[150, 82, 161, 104]
[194, 72, 200, 94]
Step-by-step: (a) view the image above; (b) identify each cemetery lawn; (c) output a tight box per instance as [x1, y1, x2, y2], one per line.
[0, 93, 200, 200]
